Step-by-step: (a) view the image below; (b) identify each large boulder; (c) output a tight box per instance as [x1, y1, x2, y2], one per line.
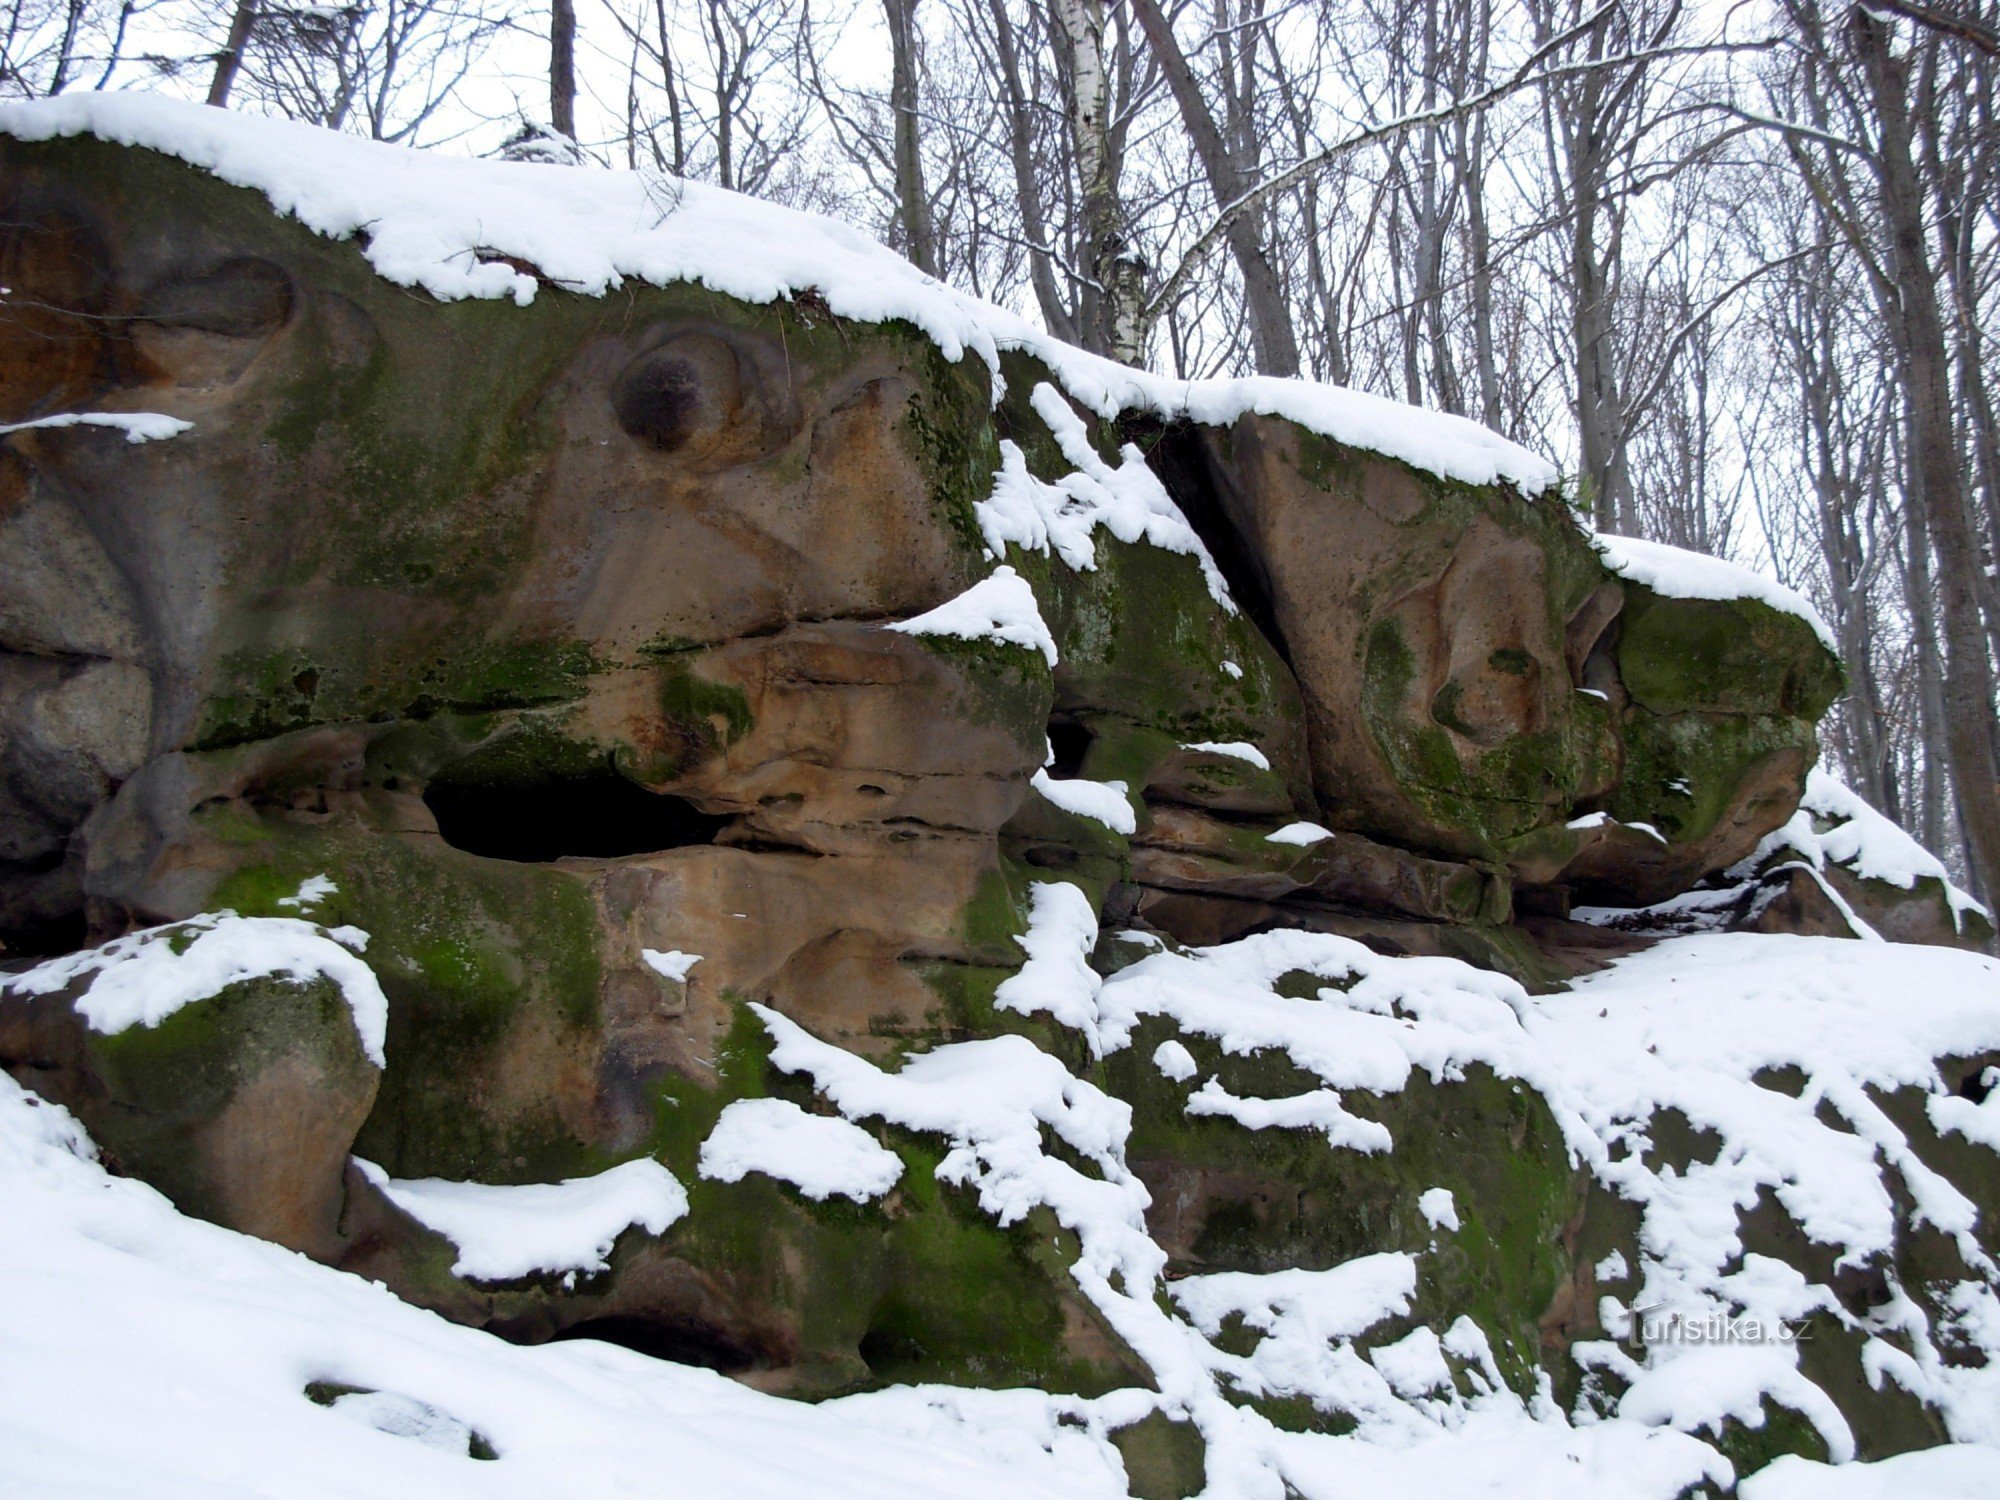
[0, 914, 382, 1257]
[9, 101, 1966, 1472]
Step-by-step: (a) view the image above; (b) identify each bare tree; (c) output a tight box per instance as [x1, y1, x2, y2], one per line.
[208, 0, 258, 105]
[1, 0, 138, 97]
[1128, 0, 1299, 373]
[552, 0, 578, 140]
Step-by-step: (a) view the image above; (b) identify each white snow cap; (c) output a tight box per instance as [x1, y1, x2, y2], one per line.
[1417, 1188, 1460, 1233]
[1030, 770, 1137, 834]
[354, 1157, 688, 1281]
[1, 912, 389, 1067]
[641, 948, 703, 982]
[0, 411, 192, 443]
[1743, 768, 1989, 932]
[0, 92, 1556, 495]
[1594, 533, 1836, 653]
[1181, 741, 1272, 771]
[699, 1097, 904, 1203]
[1268, 821, 1335, 847]
[887, 566, 1058, 667]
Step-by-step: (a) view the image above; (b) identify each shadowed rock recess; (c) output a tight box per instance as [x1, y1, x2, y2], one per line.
[3, 101, 1997, 1497]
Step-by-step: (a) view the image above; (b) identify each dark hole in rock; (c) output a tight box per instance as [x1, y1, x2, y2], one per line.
[549, 1314, 760, 1373]
[1127, 417, 1294, 670]
[611, 332, 748, 457]
[858, 1321, 933, 1379]
[1045, 720, 1094, 780]
[1024, 844, 1080, 869]
[1959, 1067, 1994, 1105]
[614, 353, 704, 449]
[424, 768, 731, 863]
[0, 901, 87, 961]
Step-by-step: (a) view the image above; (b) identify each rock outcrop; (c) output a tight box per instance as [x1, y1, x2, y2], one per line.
[3, 98, 1993, 1491]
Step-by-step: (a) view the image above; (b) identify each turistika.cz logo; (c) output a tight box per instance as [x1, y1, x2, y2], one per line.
[1631, 1304, 1813, 1346]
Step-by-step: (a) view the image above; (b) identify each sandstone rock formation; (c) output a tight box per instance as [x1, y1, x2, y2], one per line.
[3, 99, 1993, 1491]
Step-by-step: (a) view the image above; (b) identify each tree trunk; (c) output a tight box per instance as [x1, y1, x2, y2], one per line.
[1127, 0, 1299, 375]
[884, 0, 936, 273]
[208, 1, 259, 107]
[551, 0, 578, 140]
[984, 0, 1075, 342]
[1852, 8, 2000, 904]
[1052, 0, 1134, 359]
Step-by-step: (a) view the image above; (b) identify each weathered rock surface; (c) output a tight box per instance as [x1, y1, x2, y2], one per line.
[0, 960, 378, 1258]
[3, 106, 1990, 1491]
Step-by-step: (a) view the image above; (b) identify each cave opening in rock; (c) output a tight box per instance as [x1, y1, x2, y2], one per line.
[1126, 417, 1294, 670]
[547, 1314, 761, 1373]
[1044, 719, 1095, 780]
[0, 899, 88, 961]
[423, 766, 732, 862]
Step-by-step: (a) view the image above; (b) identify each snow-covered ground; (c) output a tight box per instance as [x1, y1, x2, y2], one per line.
[5, 909, 1997, 1498]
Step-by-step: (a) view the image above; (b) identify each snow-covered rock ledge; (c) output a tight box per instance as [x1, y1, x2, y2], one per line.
[0, 90, 1550, 492]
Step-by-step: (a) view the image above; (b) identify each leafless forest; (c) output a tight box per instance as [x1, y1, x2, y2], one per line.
[6, 0, 1998, 905]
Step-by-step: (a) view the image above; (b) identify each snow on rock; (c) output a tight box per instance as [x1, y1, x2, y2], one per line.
[640, 948, 703, 982]
[966, 901, 2000, 1467]
[1, 911, 390, 1066]
[1182, 741, 1273, 771]
[325, 1389, 486, 1456]
[1186, 1075, 1395, 1153]
[1177, 376, 1559, 495]
[1029, 769, 1136, 833]
[745, 1001, 1300, 1492]
[1368, 1327, 1456, 1399]
[1090, 925, 1535, 1089]
[0, 410, 192, 442]
[1152, 1039, 1199, 1082]
[886, 565, 1057, 666]
[0, 93, 1555, 495]
[699, 1098, 904, 1203]
[1548, 935, 2000, 1452]
[965, 389, 1241, 611]
[975, 440, 1101, 571]
[994, 881, 1111, 1044]
[7, 889, 1997, 1494]
[1173, 1256, 1419, 1422]
[0, 1075, 1119, 1500]
[1743, 768, 1989, 932]
[1594, 533, 1836, 653]
[354, 1158, 689, 1282]
[1267, 821, 1335, 847]
[747, 929, 1784, 1497]
[1739, 1445, 2000, 1500]
[277, 873, 339, 910]
[1020, 384, 1236, 611]
[1931, 1068, 2000, 1153]
[1417, 1188, 1460, 1233]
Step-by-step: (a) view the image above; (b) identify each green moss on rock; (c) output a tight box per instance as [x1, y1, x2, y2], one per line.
[1617, 586, 1842, 721]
